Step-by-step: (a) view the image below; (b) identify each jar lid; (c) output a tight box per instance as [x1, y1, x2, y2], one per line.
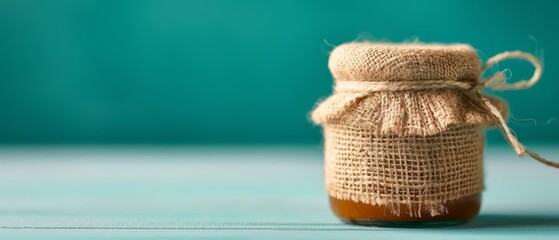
[328, 42, 480, 84]
[312, 42, 507, 136]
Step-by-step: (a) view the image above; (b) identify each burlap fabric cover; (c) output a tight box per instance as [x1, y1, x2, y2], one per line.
[311, 43, 508, 217]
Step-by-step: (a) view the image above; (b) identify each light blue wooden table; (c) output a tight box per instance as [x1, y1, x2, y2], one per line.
[1, 146, 558, 239]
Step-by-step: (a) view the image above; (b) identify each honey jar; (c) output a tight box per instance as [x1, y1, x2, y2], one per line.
[311, 42, 554, 227]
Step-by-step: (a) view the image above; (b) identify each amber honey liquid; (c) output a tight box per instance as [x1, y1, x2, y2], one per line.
[329, 194, 481, 227]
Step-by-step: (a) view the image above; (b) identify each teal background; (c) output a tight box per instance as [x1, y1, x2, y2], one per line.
[0, 0, 558, 145]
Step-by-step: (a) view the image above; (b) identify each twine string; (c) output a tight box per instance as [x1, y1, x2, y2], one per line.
[334, 51, 558, 168]
[478, 51, 557, 168]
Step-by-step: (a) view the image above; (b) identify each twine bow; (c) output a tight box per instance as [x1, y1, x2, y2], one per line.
[334, 51, 558, 168]
[476, 51, 558, 168]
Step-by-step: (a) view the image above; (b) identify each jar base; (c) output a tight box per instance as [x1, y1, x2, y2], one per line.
[329, 194, 481, 228]
[341, 219, 472, 228]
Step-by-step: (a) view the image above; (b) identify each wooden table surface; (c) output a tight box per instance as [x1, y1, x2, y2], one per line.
[1, 145, 558, 239]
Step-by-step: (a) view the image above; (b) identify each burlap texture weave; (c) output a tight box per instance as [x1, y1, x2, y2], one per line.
[312, 42, 508, 217]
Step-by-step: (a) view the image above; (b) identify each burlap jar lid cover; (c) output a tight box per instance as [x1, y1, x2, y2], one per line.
[312, 42, 558, 168]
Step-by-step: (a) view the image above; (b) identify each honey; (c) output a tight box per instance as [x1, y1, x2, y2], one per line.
[329, 194, 481, 227]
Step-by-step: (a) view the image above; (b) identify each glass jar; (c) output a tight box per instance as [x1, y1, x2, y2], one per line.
[311, 42, 500, 227]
